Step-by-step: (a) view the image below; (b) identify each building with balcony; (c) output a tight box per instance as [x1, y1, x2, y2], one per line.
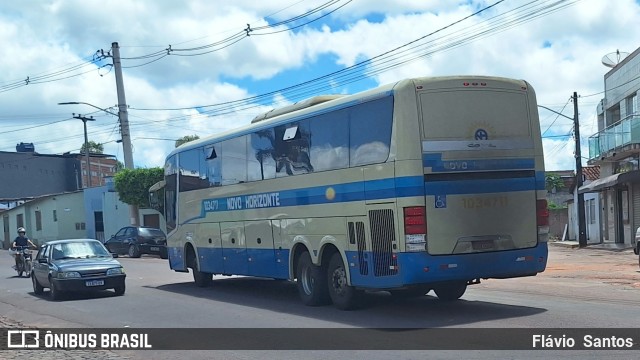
[583, 46, 640, 247]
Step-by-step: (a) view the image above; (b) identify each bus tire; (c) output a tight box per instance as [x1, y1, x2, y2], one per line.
[295, 251, 330, 306]
[188, 253, 212, 287]
[433, 281, 467, 301]
[327, 253, 362, 310]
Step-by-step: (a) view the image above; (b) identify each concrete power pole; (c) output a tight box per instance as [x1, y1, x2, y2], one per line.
[573, 92, 587, 248]
[112, 41, 139, 226]
[73, 114, 95, 188]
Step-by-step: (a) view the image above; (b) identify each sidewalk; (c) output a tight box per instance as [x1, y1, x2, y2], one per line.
[544, 241, 640, 289]
[549, 240, 635, 251]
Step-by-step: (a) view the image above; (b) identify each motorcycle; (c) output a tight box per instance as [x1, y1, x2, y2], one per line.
[11, 246, 33, 277]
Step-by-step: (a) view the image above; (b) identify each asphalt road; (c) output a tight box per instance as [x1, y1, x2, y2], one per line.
[1, 245, 639, 359]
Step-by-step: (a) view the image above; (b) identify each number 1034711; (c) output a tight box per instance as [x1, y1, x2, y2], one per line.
[461, 196, 508, 209]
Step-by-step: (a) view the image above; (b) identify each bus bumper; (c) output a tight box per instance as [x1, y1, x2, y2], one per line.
[347, 242, 548, 289]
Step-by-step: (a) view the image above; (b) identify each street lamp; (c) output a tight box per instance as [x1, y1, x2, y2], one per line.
[59, 101, 139, 226]
[58, 101, 134, 170]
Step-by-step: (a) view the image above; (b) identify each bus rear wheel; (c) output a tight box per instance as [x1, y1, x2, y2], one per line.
[295, 251, 330, 306]
[327, 253, 362, 310]
[433, 281, 467, 301]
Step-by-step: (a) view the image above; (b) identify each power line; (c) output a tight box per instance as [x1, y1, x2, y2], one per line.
[130, 0, 580, 122]
[2, 0, 584, 147]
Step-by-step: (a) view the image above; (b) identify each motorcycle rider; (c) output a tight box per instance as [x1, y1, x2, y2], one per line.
[12, 227, 37, 270]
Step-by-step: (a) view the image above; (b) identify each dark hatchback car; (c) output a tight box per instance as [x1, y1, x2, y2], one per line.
[105, 226, 167, 259]
[31, 239, 126, 300]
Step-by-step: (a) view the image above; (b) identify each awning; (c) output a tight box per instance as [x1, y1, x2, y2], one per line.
[578, 170, 640, 194]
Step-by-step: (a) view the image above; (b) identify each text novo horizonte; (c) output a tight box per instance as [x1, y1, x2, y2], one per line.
[204, 192, 281, 212]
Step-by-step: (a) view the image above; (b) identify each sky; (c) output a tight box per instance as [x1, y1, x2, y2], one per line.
[1, 0, 639, 172]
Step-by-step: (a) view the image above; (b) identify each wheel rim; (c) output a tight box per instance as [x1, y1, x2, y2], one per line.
[331, 266, 348, 296]
[128, 246, 135, 257]
[301, 266, 313, 295]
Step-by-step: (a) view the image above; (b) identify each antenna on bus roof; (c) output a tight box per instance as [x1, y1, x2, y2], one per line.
[251, 95, 345, 123]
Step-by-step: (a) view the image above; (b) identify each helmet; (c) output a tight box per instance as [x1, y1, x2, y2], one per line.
[17, 227, 26, 233]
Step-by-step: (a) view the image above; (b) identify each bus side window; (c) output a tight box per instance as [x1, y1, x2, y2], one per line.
[205, 144, 222, 187]
[221, 136, 248, 185]
[349, 97, 394, 166]
[179, 148, 207, 192]
[248, 129, 277, 181]
[309, 109, 349, 172]
[274, 120, 312, 177]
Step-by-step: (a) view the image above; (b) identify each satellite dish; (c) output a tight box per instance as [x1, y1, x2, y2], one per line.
[601, 50, 630, 68]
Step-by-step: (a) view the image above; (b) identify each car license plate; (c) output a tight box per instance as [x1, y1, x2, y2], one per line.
[85, 280, 105, 287]
[150, 247, 159, 251]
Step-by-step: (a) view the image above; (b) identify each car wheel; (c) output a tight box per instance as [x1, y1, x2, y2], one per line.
[49, 278, 63, 301]
[114, 284, 126, 296]
[32, 273, 44, 295]
[295, 251, 330, 306]
[160, 250, 168, 260]
[433, 281, 467, 301]
[327, 253, 362, 310]
[128, 245, 141, 258]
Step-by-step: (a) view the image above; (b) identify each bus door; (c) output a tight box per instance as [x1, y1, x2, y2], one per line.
[221, 222, 249, 275]
[244, 220, 278, 278]
[419, 85, 540, 256]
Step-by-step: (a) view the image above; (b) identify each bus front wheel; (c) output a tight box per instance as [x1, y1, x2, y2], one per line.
[295, 251, 330, 306]
[433, 281, 467, 301]
[188, 254, 212, 287]
[327, 253, 362, 310]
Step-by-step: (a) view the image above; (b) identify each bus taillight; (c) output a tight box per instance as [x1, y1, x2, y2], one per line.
[536, 199, 550, 242]
[404, 206, 427, 252]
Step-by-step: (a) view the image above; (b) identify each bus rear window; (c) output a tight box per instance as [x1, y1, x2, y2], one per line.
[420, 90, 531, 140]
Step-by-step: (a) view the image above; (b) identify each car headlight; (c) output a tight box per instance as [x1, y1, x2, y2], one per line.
[107, 267, 125, 276]
[57, 271, 81, 279]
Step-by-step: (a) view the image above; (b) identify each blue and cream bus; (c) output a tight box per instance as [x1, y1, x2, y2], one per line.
[154, 75, 548, 310]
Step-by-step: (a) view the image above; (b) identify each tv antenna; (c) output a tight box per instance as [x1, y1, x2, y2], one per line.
[601, 50, 629, 68]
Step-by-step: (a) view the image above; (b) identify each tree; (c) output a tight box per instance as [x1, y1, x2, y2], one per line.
[175, 135, 200, 148]
[545, 173, 565, 193]
[80, 141, 104, 154]
[114, 167, 164, 208]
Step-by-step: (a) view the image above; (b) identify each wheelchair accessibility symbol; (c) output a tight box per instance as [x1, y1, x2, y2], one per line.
[475, 129, 488, 140]
[435, 195, 447, 209]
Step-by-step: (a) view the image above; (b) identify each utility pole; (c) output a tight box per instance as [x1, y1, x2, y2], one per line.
[573, 92, 587, 248]
[73, 114, 95, 188]
[112, 41, 138, 226]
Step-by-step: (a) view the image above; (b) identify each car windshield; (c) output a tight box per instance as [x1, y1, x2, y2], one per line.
[139, 228, 165, 237]
[51, 241, 111, 260]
